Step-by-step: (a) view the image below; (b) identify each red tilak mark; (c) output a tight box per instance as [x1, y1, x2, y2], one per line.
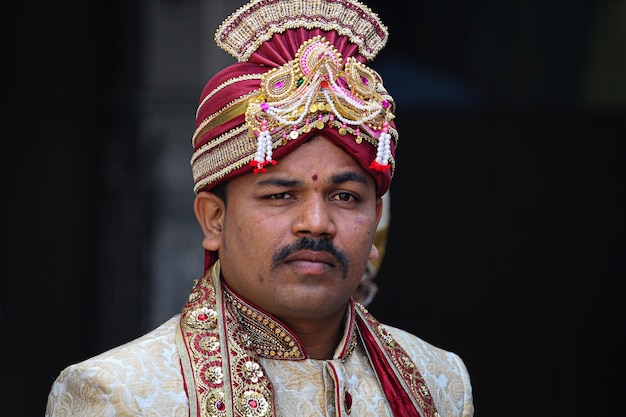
[312, 174, 318, 180]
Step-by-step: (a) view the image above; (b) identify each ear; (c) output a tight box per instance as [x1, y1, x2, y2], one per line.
[374, 195, 384, 227]
[368, 242, 380, 262]
[368, 196, 384, 262]
[194, 191, 225, 252]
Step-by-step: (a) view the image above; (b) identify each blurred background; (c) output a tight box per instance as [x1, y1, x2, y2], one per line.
[5, 0, 624, 415]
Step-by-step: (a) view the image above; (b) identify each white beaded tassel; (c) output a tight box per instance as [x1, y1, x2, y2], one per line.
[251, 119, 275, 173]
[371, 120, 391, 171]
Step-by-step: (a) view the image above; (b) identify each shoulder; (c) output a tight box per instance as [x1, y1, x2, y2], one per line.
[383, 324, 475, 417]
[46, 315, 188, 416]
[384, 324, 467, 372]
[74, 314, 180, 369]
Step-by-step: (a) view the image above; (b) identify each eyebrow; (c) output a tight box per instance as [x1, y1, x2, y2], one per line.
[331, 172, 369, 186]
[256, 172, 369, 188]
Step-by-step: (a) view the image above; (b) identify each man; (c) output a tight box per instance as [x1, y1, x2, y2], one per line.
[46, 0, 474, 416]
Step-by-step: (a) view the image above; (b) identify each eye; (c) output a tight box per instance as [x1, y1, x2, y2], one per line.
[330, 192, 358, 202]
[267, 192, 291, 200]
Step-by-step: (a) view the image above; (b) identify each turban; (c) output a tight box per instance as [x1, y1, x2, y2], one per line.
[191, 0, 399, 198]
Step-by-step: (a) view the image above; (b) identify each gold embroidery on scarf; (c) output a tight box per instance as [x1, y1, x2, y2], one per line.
[355, 303, 440, 417]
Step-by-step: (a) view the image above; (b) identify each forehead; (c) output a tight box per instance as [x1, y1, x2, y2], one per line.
[273, 136, 374, 182]
[282, 135, 360, 167]
[234, 135, 376, 189]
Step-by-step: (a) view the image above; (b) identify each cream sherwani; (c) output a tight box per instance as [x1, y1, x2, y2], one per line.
[46, 265, 473, 417]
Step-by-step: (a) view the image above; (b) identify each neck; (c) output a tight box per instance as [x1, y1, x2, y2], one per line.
[223, 281, 351, 360]
[283, 313, 346, 360]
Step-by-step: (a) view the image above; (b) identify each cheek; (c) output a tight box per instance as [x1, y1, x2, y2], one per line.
[349, 214, 378, 241]
[226, 213, 259, 244]
[343, 217, 378, 257]
[225, 209, 284, 252]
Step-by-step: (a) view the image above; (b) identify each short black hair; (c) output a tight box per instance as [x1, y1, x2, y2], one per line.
[210, 182, 228, 204]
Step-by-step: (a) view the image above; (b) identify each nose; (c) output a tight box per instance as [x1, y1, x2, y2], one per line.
[292, 195, 337, 238]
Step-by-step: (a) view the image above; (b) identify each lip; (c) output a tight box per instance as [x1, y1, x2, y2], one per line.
[283, 250, 337, 274]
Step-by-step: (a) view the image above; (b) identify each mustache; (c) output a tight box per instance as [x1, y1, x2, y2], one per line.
[271, 237, 349, 276]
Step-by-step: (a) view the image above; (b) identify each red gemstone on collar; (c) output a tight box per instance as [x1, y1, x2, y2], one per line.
[344, 390, 352, 414]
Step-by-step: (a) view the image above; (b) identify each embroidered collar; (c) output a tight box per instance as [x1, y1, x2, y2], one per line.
[223, 281, 358, 360]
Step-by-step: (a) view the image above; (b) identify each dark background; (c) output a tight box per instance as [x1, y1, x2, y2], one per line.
[5, 0, 624, 416]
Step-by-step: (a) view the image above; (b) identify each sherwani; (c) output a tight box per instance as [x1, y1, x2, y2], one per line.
[46, 263, 474, 417]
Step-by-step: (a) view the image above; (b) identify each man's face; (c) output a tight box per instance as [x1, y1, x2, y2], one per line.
[217, 135, 382, 326]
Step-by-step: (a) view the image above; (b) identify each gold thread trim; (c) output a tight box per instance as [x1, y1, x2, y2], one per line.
[191, 116, 396, 194]
[193, 94, 258, 148]
[196, 73, 265, 118]
[215, 0, 388, 62]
